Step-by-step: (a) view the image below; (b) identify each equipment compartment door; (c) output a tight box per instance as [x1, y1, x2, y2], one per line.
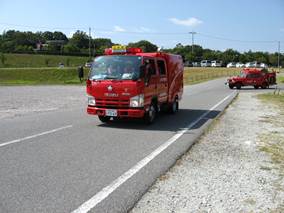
[157, 59, 168, 103]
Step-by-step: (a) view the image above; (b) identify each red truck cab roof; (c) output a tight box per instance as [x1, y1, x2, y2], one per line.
[104, 45, 183, 60]
[242, 68, 268, 73]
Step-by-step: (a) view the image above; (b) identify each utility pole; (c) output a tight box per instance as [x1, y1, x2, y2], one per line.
[93, 32, 96, 57]
[189, 31, 196, 54]
[89, 27, 91, 59]
[278, 41, 280, 73]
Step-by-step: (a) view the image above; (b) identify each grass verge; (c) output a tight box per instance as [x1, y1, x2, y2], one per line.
[0, 53, 88, 68]
[0, 66, 279, 86]
[0, 67, 88, 85]
[277, 76, 284, 84]
[184, 67, 241, 85]
[257, 92, 284, 212]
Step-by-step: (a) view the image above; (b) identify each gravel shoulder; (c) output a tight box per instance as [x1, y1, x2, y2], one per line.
[131, 92, 284, 213]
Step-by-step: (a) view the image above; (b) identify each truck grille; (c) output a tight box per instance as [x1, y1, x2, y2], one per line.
[95, 98, 130, 109]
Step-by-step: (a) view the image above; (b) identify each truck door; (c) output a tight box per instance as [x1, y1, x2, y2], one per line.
[245, 74, 254, 85]
[144, 58, 158, 106]
[157, 59, 168, 103]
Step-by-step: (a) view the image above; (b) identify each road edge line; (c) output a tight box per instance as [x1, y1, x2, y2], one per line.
[72, 91, 237, 213]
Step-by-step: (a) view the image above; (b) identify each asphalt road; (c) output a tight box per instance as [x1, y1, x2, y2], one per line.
[0, 79, 237, 213]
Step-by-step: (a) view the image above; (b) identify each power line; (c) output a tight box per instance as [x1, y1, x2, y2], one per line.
[197, 32, 278, 43]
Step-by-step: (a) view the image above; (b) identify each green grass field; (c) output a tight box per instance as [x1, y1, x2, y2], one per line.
[184, 67, 242, 85]
[0, 67, 89, 85]
[0, 53, 89, 68]
[0, 67, 242, 85]
[0, 54, 282, 86]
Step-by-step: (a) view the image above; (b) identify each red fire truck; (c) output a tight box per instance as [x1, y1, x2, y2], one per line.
[86, 45, 183, 124]
[227, 68, 277, 89]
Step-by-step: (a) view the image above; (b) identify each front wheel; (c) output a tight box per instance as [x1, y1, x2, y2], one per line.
[229, 84, 234, 89]
[98, 116, 111, 123]
[169, 98, 179, 114]
[254, 85, 259, 89]
[144, 103, 157, 124]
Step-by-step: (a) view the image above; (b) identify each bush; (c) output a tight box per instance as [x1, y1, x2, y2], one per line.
[0, 52, 6, 65]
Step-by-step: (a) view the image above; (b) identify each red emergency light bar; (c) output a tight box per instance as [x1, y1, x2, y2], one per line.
[104, 47, 143, 55]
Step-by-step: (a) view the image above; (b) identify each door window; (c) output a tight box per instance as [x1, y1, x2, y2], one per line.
[157, 60, 166, 75]
[146, 59, 156, 75]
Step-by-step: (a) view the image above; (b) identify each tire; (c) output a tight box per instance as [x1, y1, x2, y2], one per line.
[169, 98, 179, 114]
[144, 102, 156, 124]
[229, 84, 234, 89]
[261, 83, 268, 89]
[98, 116, 111, 123]
[269, 77, 276, 84]
[236, 83, 241, 90]
[254, 85, 259, 89]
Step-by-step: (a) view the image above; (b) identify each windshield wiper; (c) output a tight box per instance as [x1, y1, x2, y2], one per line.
[104, 76, 119, 79]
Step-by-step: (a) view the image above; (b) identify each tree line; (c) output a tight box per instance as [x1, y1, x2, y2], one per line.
[0, 30, 282, 66]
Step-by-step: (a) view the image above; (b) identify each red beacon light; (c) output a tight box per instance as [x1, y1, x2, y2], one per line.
[126, 47, 143, 54]
[104, 46, 143, 55]
[104, 48, 113, 55]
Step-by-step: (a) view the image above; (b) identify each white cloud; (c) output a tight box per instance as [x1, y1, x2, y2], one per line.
[131, 26, 153, 33]
[114, 25, 126, 32]
[169, 17, 203, 27]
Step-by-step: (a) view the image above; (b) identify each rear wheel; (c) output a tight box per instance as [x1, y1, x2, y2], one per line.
[254, 85, 259, 89]
[144, 102, 157, 124]
[169, 98, 179, 114]
[261, 83, 268, 89]
[98, 116, 111, 123]
[269, 77, 276, 85]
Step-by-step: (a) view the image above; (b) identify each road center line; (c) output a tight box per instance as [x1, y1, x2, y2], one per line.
[0, 125, 73, 148]
[72, 91, 237, 213]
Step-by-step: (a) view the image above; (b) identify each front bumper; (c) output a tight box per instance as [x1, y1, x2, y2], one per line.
[87, 106, 145, 118]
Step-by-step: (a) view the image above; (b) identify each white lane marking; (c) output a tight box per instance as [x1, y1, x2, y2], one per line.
[0, 125, 73, 148]
[72, 92, 236, 213]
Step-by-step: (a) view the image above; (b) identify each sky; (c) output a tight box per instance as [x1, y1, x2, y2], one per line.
[0, 0, 284, 53]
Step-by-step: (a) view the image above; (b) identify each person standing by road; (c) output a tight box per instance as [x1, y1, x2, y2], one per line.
[78, 66, 84, 83]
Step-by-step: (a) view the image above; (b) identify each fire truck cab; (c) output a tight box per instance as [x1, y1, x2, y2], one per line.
[86, 45, 183, 124]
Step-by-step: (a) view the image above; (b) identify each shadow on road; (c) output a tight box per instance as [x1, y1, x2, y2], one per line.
[98, 109, 221, 132]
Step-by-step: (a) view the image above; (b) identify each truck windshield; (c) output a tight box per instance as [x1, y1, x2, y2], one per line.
[239, 71, 246, 77]
[89, 56, 142, 80]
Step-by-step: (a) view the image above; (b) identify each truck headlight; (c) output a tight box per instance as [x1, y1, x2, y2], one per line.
[129, 94, 144, 108]
[88, 95, 96, 106]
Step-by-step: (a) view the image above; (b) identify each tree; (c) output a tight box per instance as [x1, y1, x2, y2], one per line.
[53, 31, 68, 41]
[69, 30, 89, 49]
[63, 43, 80, 54]
[127, 40, 158, 52]
[42, 31, 54, 41]
[93, 38, 113, 55]
[221, 49, 240, 64]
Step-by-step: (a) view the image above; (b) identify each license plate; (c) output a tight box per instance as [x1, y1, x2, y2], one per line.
[105, 109, 117, 117]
